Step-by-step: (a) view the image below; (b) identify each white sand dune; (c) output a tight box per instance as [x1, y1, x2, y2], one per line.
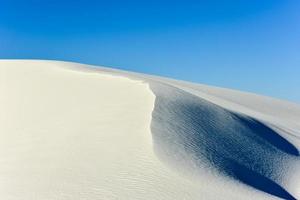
[1, 60, 299, 200]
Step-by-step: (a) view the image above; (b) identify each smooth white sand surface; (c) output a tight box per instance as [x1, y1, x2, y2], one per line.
[1, 60, 299, 200]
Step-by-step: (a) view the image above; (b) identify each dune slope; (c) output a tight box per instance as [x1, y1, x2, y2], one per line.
[1, 60, 300, 200]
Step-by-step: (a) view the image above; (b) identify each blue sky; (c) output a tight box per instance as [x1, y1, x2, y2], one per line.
[1, 0, 299, 103]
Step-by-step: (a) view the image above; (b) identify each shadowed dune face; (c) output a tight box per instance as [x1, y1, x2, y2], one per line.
[150, 83, 299, 200]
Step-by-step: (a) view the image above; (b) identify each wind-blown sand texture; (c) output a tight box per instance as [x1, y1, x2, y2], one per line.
[1, 60, 300, 200]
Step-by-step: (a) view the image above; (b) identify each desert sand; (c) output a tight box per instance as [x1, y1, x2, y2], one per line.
[1, 60, 299, 199]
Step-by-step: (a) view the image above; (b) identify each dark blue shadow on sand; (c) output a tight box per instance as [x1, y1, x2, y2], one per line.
[234, 113, 299, 156]
[223, 158, 296, 200]
[150, 84, 299, 200]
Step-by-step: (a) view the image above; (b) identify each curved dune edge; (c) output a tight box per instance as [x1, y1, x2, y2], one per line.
[150, 82, 300, 200]
[1, 60, 300, 199]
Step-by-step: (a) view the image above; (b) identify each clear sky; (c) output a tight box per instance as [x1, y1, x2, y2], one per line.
[1, 0, 299, 103]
